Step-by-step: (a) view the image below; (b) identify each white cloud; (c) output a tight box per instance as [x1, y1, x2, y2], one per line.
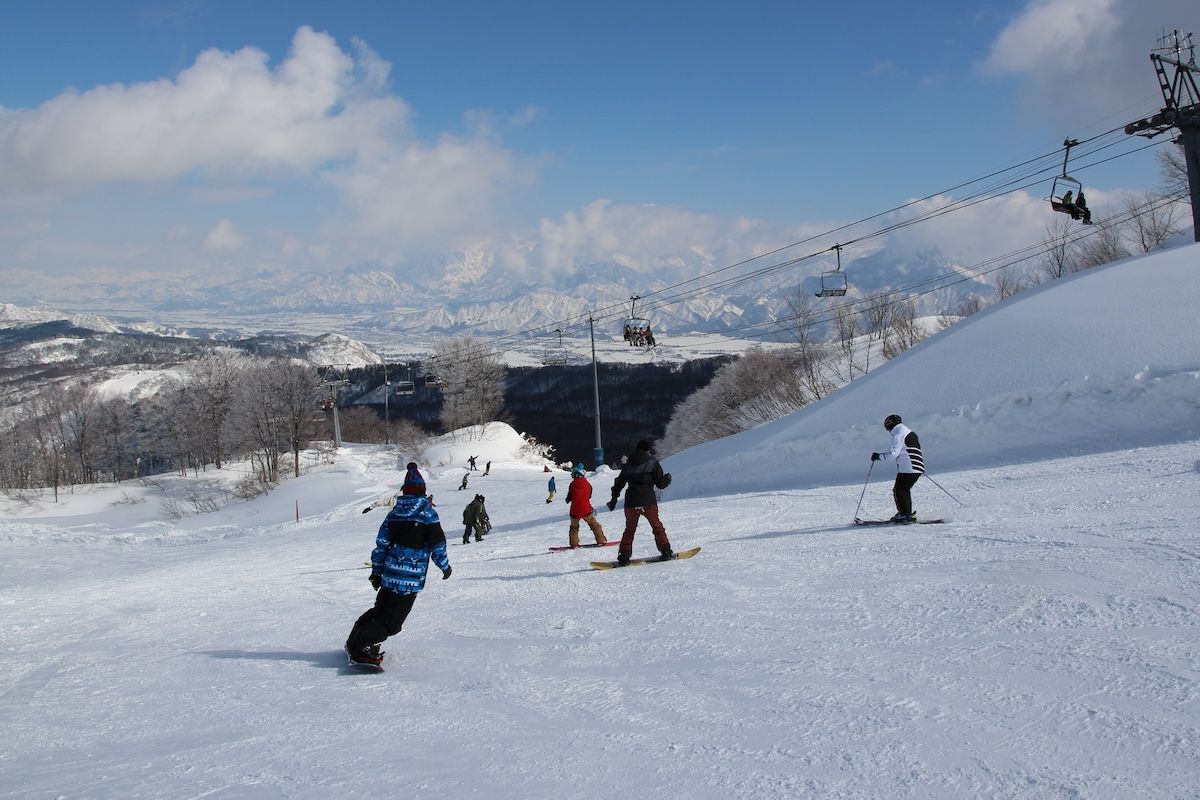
[0, 26, 542, 273]
[501, 199, 813, 277]
[495, 189, 1060, 291]
[203, 219, 245, 252]
[0, 27, 391, 192]
[983, 0, 1118, 70]
[323, 133, 533, 253]
[980, 0, 1200, 123]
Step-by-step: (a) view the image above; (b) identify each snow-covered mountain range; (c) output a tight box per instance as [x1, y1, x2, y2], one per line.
[5, 242, 988, 344]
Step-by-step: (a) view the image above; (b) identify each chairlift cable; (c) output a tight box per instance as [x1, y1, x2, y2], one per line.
[410, 124, 1173, 371]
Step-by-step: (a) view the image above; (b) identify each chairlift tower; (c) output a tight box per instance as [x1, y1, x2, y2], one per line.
[1124, 29, 1200, 242]
[320, 366, 351, 448]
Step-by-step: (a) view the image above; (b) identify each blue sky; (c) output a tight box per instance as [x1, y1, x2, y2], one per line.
[0, 0, 1195, 284]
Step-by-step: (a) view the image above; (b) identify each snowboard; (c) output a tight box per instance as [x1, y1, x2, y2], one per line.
[345, 647, 385, 672]
[852, 518, 947, 526]
[591, 546, 701, 570]
[549, 541, 620, 552]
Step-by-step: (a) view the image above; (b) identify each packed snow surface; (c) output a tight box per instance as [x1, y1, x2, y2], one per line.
[2, 244, 1200, 799]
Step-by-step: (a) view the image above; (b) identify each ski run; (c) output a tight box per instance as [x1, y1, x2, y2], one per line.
[2, 243, 1199, 798]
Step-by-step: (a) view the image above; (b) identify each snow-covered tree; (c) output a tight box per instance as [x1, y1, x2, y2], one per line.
[432, 336, 505, 437]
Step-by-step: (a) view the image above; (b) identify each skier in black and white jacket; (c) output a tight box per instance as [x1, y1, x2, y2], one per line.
[871, 414, 924, 523]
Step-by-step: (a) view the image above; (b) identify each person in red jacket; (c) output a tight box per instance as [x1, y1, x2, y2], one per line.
[564, 464, 608, 549]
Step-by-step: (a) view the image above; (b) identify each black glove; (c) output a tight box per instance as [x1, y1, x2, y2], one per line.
[606, 499, 617, 512]
[871, 452, 881, 462]
[369, 573, 382, 590]
[362, 507, 371, 514]
[442, 566, 452, 580]
[661, 473, 672, 488]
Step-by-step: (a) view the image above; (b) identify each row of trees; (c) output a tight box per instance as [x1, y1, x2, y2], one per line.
[0, 334, 508, 496]
[431, 336, 506, 437]
[0, 353, 331, 498]
[657, 291, 932, 456]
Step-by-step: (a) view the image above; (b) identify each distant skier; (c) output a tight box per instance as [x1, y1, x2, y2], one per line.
[546, 475, 557, 504]
[345, 462, 451, 667]
[871, 414, 925, 523]
[468, 455, 478, 471]
[459, 472, 469, 491]
[462, 494, 489, 544]
[565, 464, 608, 548]
[607, 440, 674, 566]
[483, 460, 491, 476]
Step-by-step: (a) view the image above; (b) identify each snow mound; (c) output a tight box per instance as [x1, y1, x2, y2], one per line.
[667, 242, 1200, 496]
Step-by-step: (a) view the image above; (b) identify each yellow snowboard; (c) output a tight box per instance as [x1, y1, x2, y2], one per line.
[591, 546, 701, 570]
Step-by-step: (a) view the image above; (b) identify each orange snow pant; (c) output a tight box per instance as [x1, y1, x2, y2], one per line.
[568, 513, 607, 548]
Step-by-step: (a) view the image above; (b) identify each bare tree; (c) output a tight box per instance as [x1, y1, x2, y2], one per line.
[432, 336, 506, 436]
[994, 268, 1025, 301]
[0, 412, 41, 491]
[338, 406, 385, 444]
[955, 293, 987, 317]
[270, 360, 323, 478]
[829, 302, 864, 381]
[390, 419, 432, 463]
[232, 360, 320, 484]
[860, 294, 892, 341]
[881, 298, 926, 359]
[783, 288, 834, 400]
[1122, 191, 1184, 253]
[183, 351, 241, 469]
[26, 389, 71, 498]
[1038, 217, 1077, 281]
[61, 384, 101, 484]
[784, 288, 824, 346]
[153, 379, 207, 476]
[1075, 220, 1131, 270]
[1157, 141, 1189, 198]
[94, 395, 137, 482]
[659, 346, 832, 456]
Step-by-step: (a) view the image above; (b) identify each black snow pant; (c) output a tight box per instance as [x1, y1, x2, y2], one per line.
[463, 525, 482, 543]
[893, 472, 921, 517]
[347, 588, 417, 649]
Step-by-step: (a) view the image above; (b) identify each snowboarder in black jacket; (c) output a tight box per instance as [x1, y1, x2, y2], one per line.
[607, 440, 673, 565]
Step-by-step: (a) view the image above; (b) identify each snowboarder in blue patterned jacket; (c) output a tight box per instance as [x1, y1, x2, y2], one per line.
[871, 414, 925, 523]
[345, 463, 451, 665]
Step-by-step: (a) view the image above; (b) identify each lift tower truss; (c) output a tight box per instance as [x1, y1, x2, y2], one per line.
[1125, 29, 1200, 242]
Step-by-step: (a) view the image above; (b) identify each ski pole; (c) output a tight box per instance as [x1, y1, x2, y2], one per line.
[922, 473, 963, 506]
[853, 461, 875, 520]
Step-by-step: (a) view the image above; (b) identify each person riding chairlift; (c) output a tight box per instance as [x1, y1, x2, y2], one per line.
[1059, 189, 1093, 225]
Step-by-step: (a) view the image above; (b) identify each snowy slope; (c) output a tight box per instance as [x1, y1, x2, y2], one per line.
[1, 246, 1199, 799]
[667, 243, 1200, 496]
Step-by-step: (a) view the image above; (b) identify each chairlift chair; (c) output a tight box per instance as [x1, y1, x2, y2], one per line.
[424, 374, 442, 389]
[815, 272, 848, 297]
[1049, 174, 1083, 215]
[622, 317, 654, 347]
[394, 379, 415, 396]
[622, 295, 656, 347]
[542, 328, 569, 366]
[814, 244, 848, 297]
[1049, 138, 1087, 220]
